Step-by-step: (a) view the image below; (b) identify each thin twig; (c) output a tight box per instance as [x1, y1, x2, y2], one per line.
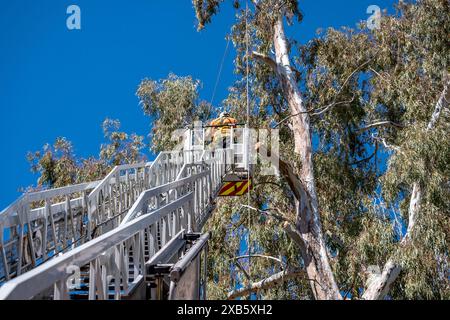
[230, 254, 284, 268]
[357, 121, 404, 133]
[240, 204, 289, 223]
[253, 181, 285, 190]
[224, 248, 252, 281]
[348, 142, 379, 166]
[274, 51, 380, 128]
[310, 96, 356, 117]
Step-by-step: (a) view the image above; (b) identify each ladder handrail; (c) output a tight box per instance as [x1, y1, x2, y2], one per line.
[0, 192, 194, 300]
[0, 149, 228, 299]
[0, 181, 101, 222]
[121, 163, 209, 225]
[0, 141, 232, 299]
[0, 157, 220, 300]
[0, 180, 103, 283]
[0, 151, 194, 284]
[87, 162, 151, 204]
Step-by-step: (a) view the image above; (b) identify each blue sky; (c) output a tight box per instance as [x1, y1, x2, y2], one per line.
[0, 0, 396, 209]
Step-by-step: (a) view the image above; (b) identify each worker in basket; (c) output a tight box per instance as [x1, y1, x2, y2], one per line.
[210, 111, 238, 149]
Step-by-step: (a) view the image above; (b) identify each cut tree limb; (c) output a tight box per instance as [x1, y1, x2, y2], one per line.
[252, 51, 277, 71]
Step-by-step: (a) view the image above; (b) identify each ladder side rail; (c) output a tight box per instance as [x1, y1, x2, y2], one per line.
[0, 164, 150, 283]
[120, 148, 207, 228]
[85, 154, 187, 240]
[0, 134, 225, 285]
[0, 180, 101, 220]
[168, 232, 211, 300]
[0, 150, 186, 284]
[0, 181, 103, 283]
[121, 168, 210, 225]
[86, 162, 150, 238]
[0, 191, 195, 300]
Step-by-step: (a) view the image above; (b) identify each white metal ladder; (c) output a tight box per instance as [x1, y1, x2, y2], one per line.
[0, 148, 229, 300]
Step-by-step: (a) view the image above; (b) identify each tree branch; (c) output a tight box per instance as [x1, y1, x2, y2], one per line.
[310, 96, 355, 117]
[274, 51, 380, 128]
[348, 142, 379, 166]
[231, 254, 284, 268]
[427, 76, 450, 130]
[227, 268, 304, 300]
[223, 247, 252, 281]
[251, 51, 277, 71]
[253, 181, 285, 191]
[240, 204, 290, 224]
[274, 96, 355, 128]
[357, 121, 405, 133]
[363, 76, 449, 300]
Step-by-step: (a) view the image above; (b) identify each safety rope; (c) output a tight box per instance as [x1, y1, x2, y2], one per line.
[181, 36, 231, 136]
[210, 35, 231, 109]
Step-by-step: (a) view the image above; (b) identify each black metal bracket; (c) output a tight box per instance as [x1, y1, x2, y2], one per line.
[184, 232, 202, 242]
[147, 263, 173, 277]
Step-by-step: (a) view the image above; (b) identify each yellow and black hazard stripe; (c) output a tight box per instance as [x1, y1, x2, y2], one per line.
[218, 180, 252, 197]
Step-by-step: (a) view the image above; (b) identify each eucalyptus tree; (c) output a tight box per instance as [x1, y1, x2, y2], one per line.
[27, 119, 146, 191]
[137, 73, 213, 153]
[23, 0, 449, 300]
[186, 0, 449, 300]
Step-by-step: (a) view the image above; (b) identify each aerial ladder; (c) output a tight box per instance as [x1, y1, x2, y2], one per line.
[0, 124, 252, 300]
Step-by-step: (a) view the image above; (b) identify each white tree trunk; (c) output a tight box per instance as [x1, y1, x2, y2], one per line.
[272, 16, 342, 300]
[362, 259, 401, 300]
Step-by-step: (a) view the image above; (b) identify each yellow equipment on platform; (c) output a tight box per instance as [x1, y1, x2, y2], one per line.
[208, 112, 252, 197]
[209, 112, 238, 148]
[210, 112, 238, 135]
